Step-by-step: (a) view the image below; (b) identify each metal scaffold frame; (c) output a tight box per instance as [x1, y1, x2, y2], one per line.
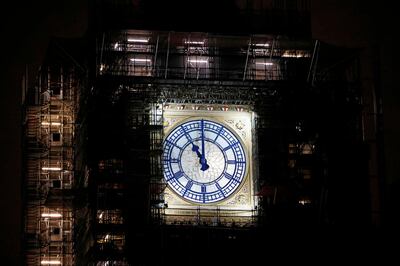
[97, 30, 312, 82]
[17, 0, 378, 263]
[23, 65, 79, 266]
[124, 85, 165, 225]
[92, 29, 315, 231]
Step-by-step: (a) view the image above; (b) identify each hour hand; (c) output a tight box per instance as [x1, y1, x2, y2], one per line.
[192, 143, 199, 152]
[192, 142, 209, 171]
[191, 143, 202, 158]
[200, 156, 209, 171]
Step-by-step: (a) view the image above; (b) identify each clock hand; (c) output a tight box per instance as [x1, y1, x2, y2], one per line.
[191, 140, 209, 171]
[191, 140, 209, 170]
[182, 125, 202, 159]
[200, 119, 209, 171]
[191, 143, 202, 159]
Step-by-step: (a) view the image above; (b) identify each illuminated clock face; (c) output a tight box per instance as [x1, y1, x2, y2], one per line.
[163, 119, 247, 204]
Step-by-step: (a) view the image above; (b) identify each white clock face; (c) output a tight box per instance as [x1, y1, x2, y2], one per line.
[163, 119, 247, 204]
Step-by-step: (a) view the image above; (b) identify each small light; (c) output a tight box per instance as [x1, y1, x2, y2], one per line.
[282, 53, 303, 58]
[99, 212, 103, 219]
[42, 167, 62, 171]
[188, 59, 208, 64]
[253, 48, 268, 53]
[114, 43, 119, 49]
[41, 122, 61, 126]
[298, 199, 312, 205]
[255, 62, 273, 66]
[127, 38, 149, 43]
[207, 106, 213, 111]
[41, 213, 62, 218]
[185, 41, 204, 45]
[192, 106, 199, 110]
[177, 105, 185, 110]
[105, 234, 110, 240]
[235, 107, 244, 112]
[254, 43, 270, 47]
[130, 58, 151, 63]
[41, 260, 61, 265]
[221, 106, 229, 111]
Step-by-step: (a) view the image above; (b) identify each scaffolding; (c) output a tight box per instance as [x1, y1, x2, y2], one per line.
[86, 82, 164, 264]
[17, 0, 377, 263]
[86, 27, 366, 263]
[98, 31, 311, 82]
[23, 60, 80, 265]
[124, 85, 165, 225]
[87, 30, 314, 240]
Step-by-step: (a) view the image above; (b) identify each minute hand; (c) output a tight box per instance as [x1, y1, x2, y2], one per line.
[200, 119, 209, 171]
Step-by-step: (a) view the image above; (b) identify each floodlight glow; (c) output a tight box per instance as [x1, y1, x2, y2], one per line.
[255, 43, 270, 47]
[253, 48, 268, 53]
[187, 59, 208, 63]
[255, 62, 273, 66]
[185, 41, 204, 45]
[282, 54, 303, 58]
[41, 122, 61, 126]
[130, 58, 151, 63]
[41, 261, 61, 265]
[42, 167, 62, 171]
[41, 213, 62, 218]
[127, 38, 149, 43]
[298, 199, 312, 205]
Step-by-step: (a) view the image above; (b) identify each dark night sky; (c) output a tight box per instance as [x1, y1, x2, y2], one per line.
[0, 1, 397, 264]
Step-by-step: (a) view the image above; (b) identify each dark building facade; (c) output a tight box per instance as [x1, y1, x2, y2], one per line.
[21, 1, 380, 265]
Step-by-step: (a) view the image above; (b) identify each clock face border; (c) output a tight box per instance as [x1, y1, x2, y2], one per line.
[162, 117, 250, 205]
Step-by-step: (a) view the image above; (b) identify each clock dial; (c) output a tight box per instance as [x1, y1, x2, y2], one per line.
[163, 119, 247, 204]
